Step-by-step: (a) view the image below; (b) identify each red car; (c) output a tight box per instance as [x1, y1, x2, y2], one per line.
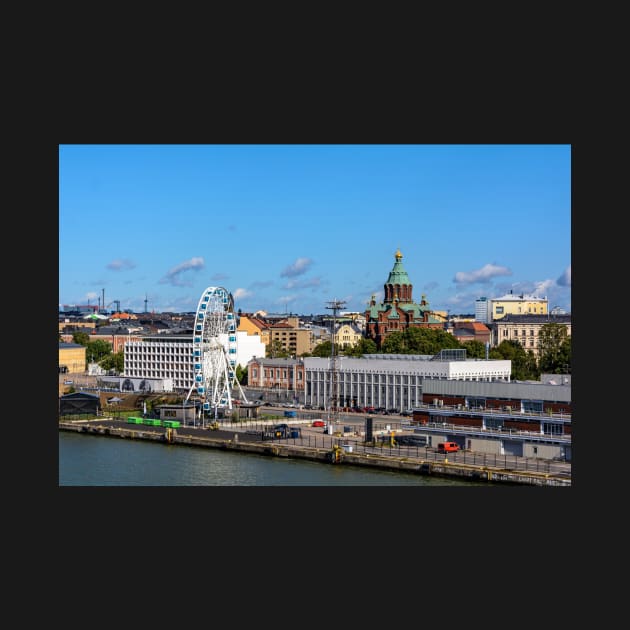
[312, 420, 326, 427]
[437, 441, 460, 453]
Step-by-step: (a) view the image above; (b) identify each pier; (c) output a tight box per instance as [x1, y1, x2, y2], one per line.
[59, 419, 571, 487]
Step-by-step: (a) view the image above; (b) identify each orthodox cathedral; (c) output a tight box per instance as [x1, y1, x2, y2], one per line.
[364, 249, 443, 348]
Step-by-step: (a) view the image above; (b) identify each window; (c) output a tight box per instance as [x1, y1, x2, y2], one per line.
[523, 400, 543, 413]
[484, 416, 503, 430]
[467, 397, 486, 410]
[542, 422, 563, 436]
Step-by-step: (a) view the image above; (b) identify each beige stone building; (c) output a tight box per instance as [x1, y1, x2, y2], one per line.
[490, 314, 571, 358]
[333, 322, 363, 349]
[268, 320, 315, 356]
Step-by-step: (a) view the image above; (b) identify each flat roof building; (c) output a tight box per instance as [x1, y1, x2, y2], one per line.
[303, 352, 511, 412]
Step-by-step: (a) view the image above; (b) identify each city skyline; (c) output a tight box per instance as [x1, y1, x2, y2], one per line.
[59, 144, 571, 315]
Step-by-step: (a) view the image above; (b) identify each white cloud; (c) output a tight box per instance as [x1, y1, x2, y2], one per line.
[106, 258, 136, 271]
[280, 257, 313, 278]
[557, 266, 571, 287]
[454, 263, 512, 285]
[159, 256, 205, 287]
[233, 288, 253, 300]
[532, 279, 555, 295]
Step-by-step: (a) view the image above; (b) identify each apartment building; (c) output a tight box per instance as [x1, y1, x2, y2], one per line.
[490, 313, 571, 358]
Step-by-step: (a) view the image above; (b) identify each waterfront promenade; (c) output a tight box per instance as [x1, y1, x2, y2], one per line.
[59, 418, 571, 487]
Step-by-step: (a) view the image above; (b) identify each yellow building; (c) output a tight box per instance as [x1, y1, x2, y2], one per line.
[334, 322, 363, 349]
[237, 314, 271, 347]
[59, 343, 86, 374]
[490, 292, 548, 321]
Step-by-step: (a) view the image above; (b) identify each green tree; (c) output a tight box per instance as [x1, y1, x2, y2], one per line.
[72, 330, 90, 346]
[312, 340, 338, 357]
[99, 351, 124, 374]
[557, 337, 571, 374]
[381, 327, 461, 354]
[86, 339, 112, 363]
[494, 340, 538, 380]
[380, 331, 405, 353]
[236, 364, 248, 385]
[266, 340, 289, 358]
[461, 340, 486, 359]
[344, 337, 377, 357]
[538, 323, 570, 374]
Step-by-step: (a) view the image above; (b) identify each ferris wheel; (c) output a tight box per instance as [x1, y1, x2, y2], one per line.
[185, 286, 245, 418]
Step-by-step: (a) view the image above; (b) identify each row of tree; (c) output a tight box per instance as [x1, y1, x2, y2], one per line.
[270, 324, 571, 381]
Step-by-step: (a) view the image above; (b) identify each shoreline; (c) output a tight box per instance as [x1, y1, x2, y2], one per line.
[59, 420, 571, 487]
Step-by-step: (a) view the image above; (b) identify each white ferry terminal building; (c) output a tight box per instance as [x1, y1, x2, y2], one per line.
[301, 350, 511, 411]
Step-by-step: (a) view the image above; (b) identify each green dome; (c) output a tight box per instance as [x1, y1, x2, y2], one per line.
[385, 248, 411, 286]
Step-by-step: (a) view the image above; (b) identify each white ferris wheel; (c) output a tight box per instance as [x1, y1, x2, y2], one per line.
[185, 286, 247, 418]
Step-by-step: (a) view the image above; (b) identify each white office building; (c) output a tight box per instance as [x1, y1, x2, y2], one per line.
[124, 331, 265, 392]
[475, 297, 489, 323]
[303, 351, 511, 412]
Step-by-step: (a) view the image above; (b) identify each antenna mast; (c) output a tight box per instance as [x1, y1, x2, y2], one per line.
[325, 299, 346, 430]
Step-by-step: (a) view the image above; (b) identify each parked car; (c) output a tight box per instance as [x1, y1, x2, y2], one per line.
[437, 441, 460, 453]
[312, 419, 326, 427]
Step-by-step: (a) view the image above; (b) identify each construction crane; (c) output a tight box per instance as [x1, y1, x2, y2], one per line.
[106, 300, 121, 314]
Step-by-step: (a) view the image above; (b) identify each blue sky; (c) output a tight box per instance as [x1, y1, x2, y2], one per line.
[59, 144, 571, 316]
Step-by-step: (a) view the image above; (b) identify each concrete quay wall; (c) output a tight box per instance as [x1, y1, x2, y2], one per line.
[59, 422, 570, 487]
